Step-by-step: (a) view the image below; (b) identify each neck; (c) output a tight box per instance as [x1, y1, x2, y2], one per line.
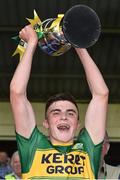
[50, 138, 73, 146]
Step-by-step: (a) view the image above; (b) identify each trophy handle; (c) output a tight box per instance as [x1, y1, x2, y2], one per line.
[12, 10, 42, 60]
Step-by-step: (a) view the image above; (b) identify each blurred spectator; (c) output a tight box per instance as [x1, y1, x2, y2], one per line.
[5, 151, 21, 179]
[98, 132, 120, 179]
[0, 151, 12, 179]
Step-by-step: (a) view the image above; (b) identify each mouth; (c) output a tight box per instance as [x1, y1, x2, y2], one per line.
[57, 123, 70, 131]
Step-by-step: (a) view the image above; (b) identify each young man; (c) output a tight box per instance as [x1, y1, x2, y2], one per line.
[10, 25, 109, 179]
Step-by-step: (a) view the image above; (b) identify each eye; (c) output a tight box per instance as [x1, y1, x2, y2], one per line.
[68, 112, 74, 116]
[53, 111, 60, 115]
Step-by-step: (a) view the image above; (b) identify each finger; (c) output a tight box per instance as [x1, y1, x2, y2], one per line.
[19, 31, 22, 38]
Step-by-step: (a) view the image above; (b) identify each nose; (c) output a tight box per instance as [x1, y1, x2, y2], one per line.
[60, 112, 67, 120]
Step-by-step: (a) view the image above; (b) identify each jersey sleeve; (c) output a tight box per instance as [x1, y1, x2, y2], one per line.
[77, 128, 103, 178]
[16, 126, 48, 173]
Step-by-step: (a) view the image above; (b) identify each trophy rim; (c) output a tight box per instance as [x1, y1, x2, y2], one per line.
[62, 4, 101, 48]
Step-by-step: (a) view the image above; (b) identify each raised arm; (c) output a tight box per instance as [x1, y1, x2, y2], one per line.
[75, 48, 109, 144]
[10, 25, 38, 138]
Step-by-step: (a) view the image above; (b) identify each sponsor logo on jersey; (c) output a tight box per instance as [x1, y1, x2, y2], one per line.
[22, 149, 94, 179]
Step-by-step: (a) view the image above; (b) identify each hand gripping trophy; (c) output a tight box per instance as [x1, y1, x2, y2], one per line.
[12, 5, 101, 60]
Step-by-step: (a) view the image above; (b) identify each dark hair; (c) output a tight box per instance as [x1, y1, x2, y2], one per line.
[45, 93, 79, 119]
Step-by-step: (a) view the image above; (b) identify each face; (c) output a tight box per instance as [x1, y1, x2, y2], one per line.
[43, 100, 79, 144]
[12, 155, 21, 177]
[0, 152, 8, 163]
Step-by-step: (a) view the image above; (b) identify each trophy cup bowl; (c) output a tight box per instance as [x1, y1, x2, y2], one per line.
[38, 18, 72, 56]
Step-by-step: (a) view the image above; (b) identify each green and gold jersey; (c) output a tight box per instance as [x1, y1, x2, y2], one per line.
[16, 127, 102, 179]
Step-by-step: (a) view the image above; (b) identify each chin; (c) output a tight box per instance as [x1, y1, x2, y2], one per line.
[51, 130, 74, 144]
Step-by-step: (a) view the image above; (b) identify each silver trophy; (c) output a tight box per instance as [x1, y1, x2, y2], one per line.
[13, 5, 101, 59]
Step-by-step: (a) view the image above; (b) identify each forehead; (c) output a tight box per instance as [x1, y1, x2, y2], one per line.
[13, 155, 19, 161]
[47, 100, 78, 112]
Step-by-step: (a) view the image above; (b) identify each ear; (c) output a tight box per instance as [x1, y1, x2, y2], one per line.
[77, 122, 80, 130]
[43, 119, 49, 129]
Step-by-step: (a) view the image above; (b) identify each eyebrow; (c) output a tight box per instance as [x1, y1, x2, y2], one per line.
[67, 109, 77, 113]
[50, 109, 77, 114]
[50, 109, 61, 113]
